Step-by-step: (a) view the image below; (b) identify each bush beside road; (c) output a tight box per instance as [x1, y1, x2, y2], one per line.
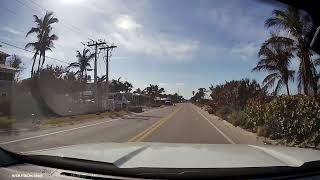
[197, 95, 320, 149]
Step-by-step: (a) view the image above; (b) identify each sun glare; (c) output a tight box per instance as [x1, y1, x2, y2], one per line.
[60, 0, 85, 5]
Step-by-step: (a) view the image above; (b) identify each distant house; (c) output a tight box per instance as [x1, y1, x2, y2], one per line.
[0, 51, 17, 97]
[154, 97, 170, 103]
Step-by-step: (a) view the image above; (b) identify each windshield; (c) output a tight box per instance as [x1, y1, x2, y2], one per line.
[0, 0, 319, 163]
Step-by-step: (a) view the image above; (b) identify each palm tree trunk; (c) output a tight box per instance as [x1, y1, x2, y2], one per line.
[312, 76, 317, 95]
[31, 57, 36, 78]
[37, 54, 42, 75]
[80, 71, 83, 84]
[41, 52, 46, 69]
[286, 83, 290, 95]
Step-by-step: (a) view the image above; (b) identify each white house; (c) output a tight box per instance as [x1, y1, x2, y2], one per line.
[0, 51, 18, 97]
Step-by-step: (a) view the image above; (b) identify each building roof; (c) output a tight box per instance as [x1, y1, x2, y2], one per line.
[0, 64, 18, 73]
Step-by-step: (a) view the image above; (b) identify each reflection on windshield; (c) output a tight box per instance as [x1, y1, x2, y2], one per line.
[0, 0, 319, 154]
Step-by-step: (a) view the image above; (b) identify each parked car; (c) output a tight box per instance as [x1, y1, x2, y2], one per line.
[164, 100, 173, 106]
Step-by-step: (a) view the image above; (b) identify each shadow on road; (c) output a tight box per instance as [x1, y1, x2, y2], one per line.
[123, 114, 163, 120]
[133, 115, 163, 118]
[123, 117, 150, 120]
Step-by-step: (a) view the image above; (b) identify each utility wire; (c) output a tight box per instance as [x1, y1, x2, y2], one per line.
[0, 40, 69, 64]
[14, 0, 94, 40]
[4, 1, 82, 56]
[26, 0, 95, 40]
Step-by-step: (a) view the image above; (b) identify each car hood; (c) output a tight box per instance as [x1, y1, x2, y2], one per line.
[24, 143, 320, 169]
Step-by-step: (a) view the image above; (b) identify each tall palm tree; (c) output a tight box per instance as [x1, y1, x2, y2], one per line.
[265, 6, 317, 94]
[253, 35, 295, 95]
[68, 49, 94, 83]
[25, 11, 58, 77]
[197, 88, 206, 99]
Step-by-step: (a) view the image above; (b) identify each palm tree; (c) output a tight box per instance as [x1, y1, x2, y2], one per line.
[133, 88, 142, 94]
[265, 6, 317, 94]
[25, 11, 58, 77]
[110, 77, 123, 92]
[253, 35, 295, 95]
[197, 88, 206, 99]
[123, 81, 133, 92]
[68, 49, 94, 83]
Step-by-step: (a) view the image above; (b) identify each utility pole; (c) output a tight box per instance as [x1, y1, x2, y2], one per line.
[100, 44, 117, 99]
[83, 40, 106, 109]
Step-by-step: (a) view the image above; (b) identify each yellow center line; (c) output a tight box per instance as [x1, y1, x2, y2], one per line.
[128, 106, 183, 142]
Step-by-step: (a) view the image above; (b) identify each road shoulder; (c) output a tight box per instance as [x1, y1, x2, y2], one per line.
[192, 104, 266, 145]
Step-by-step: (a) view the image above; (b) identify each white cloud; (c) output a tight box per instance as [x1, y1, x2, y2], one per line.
[176, 82, 185, 86]
[1, 26, 23, 35]
[109, 30, 199, 60]
[207, 4, 268, 42]
[230, 43, 258, 60]
[158, 82, 168, 86]
[115, 15, 142, 31]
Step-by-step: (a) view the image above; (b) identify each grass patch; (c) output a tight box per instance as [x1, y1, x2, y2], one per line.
[0, 116, 16, 127]
[42, 111, 128, 126]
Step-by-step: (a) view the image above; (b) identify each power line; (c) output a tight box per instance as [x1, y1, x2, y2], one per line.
[0, 5, 20, 17]
[26, 0, 95, 40]
[0, 40, 70, 64]
[3, 1, 81, 53]
[15, 0, 43, 14]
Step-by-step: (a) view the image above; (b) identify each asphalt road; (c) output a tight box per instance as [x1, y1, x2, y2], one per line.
[0, 103, 234, 152]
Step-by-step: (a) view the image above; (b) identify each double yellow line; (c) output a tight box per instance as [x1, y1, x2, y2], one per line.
[128, 106, 183, 142]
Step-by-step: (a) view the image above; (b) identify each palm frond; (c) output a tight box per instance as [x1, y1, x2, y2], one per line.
[252, 64, 277, 72]
[25, 42, 39, 49]
[49, 34, 58, 41]
[33, 15, 42, 24]
[68, 62, 80, 68]
[274, 79, 284, 94]
[314, 58, 320, 66]
[26, 27, 41, 37]
[48, 17, 59, 24]
[288, 70, 295, 82]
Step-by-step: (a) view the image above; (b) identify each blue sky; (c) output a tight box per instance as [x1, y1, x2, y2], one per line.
[0, 0, 288, 98]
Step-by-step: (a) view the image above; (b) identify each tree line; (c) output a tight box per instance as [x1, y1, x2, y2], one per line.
[190, 5, 320, 148]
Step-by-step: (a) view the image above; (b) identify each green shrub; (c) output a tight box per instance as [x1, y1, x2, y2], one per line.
[215, 106, 234, 120]
[151, 103, 161, 108]
[128, 106, 143, 113]
[0, 116, 16, 128]
[266, 95, 320, 146]
[0, 98, 11, 116]
[245, 98, 268, 128]
[246, 95, 320, 148]
[228, 110, 248, 127]
[205, 106, 214, 114]
[257, 126, 268, 137]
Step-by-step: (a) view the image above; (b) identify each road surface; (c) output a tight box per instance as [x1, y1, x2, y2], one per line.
[0, 103, 242, 152]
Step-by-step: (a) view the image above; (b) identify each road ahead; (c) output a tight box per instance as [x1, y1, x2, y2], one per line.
[0, 103, 238, 152]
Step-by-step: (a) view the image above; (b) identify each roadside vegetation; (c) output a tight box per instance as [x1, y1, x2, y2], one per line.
[0, 11, 184, 129]
[191, 6, 320, 149]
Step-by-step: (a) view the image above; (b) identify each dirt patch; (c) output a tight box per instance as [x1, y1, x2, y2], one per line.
[40, 111, 128, 127]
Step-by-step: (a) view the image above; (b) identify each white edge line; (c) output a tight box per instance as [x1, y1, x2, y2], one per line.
[0, 118, 122, 145]
[194, 106, 235, 144]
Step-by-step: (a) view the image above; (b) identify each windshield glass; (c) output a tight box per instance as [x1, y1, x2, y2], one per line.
[0, 0, 319, 158]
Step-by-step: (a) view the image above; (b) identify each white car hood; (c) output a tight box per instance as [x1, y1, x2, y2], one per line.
[25, 143, 320, 169]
